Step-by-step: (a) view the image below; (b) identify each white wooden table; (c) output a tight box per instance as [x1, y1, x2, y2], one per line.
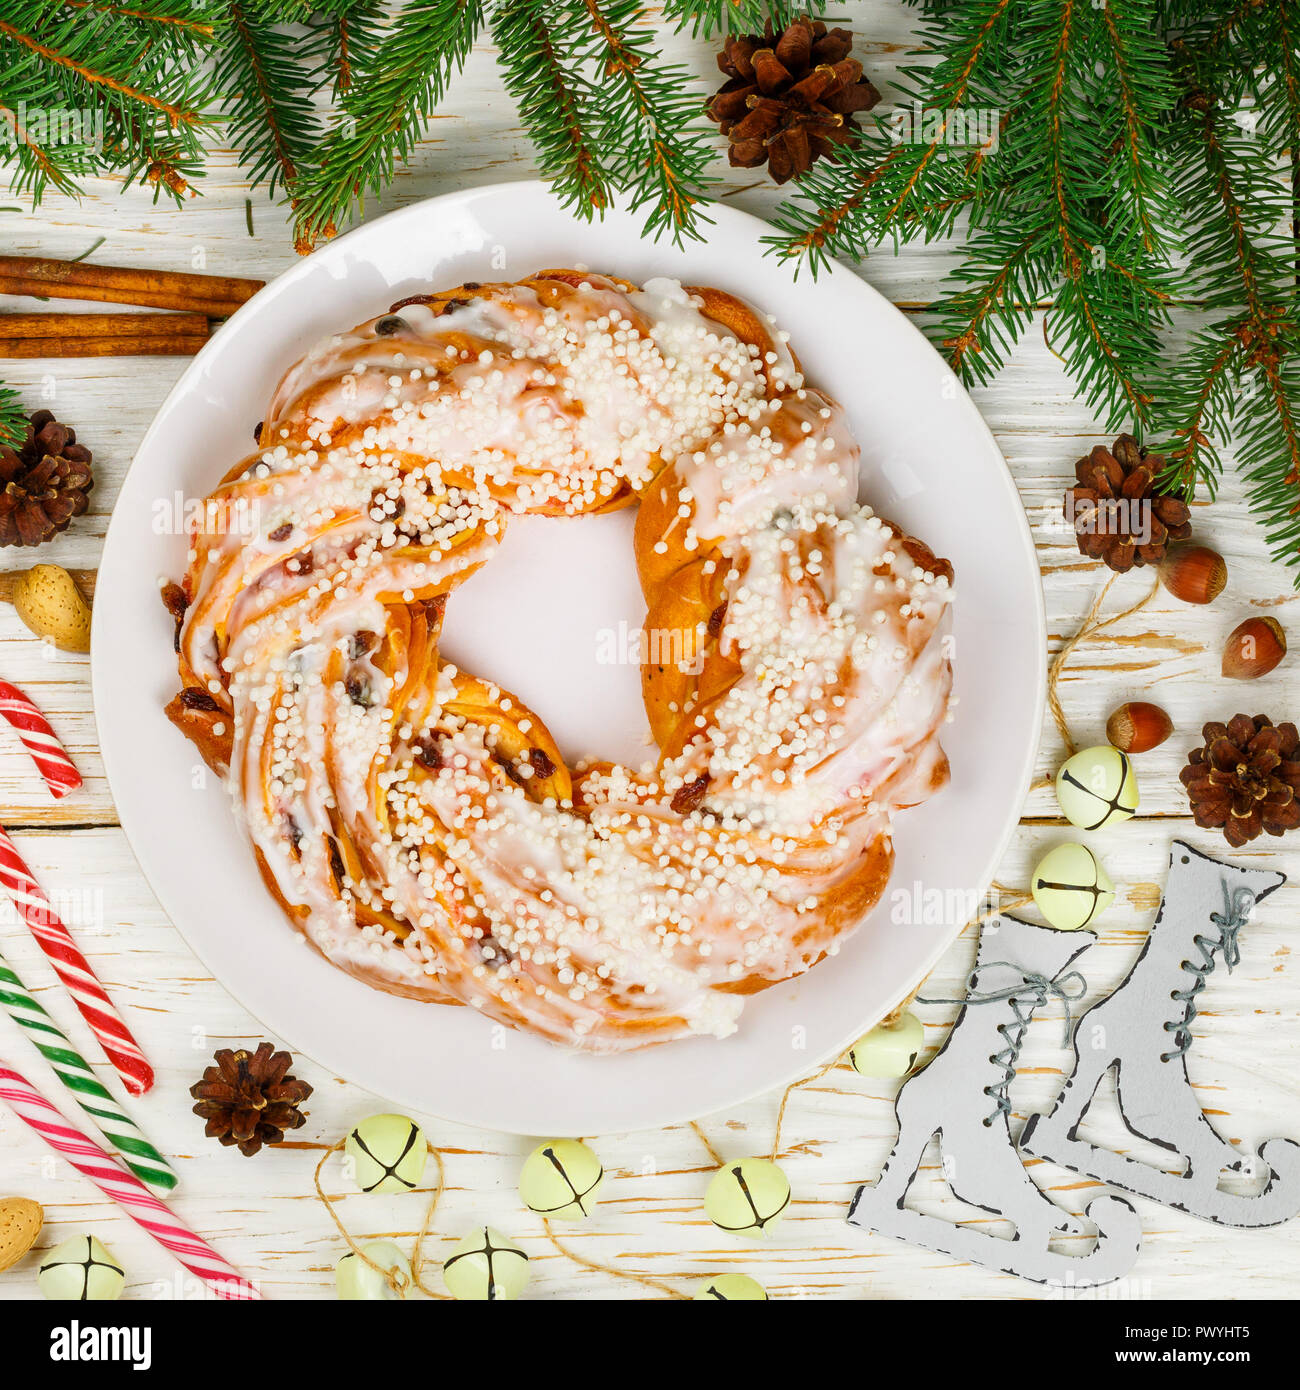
[0, 8, 1296, 1301]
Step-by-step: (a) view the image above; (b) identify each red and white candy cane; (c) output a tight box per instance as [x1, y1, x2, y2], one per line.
[0, 1062, 259, 1299]
[0, 680, 81, 798]
[0, 825, 154, 1096]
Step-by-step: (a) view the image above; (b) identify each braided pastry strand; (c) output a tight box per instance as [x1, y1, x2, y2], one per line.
[165, 271, 954, 1051]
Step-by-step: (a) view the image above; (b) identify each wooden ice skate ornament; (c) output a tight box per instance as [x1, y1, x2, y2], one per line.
[1020, 840, 1299, 1228]
[848, 913, 1142, 1285]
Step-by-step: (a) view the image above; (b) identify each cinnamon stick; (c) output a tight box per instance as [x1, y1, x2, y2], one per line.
[0, 334, 207, 359]
[0, 256, 264, 315]
[0, 312, 209, 340]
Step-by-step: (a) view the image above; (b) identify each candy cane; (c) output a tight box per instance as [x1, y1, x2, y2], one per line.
[0, 945, 176, 1191]
[0, 681, 81, 799]
[0, 825, 154, 1096]
[0, 1062, 258, 1299]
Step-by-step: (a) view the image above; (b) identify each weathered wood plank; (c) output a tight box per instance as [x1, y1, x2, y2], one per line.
[0, 0, 1296, 1298]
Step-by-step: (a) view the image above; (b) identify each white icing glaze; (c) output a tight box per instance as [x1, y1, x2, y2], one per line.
[172, 273, 953, 1052]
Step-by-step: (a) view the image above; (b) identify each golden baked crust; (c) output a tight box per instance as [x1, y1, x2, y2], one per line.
[165, 271, 954, 1050]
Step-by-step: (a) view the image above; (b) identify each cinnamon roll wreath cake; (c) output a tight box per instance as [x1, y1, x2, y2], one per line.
[164, 270, 954, 1052]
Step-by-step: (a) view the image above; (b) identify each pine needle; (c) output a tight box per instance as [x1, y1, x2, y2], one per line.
[290, 0, 484, 252]
[492, 0, 612, 221]
[0, 384, 25, 450]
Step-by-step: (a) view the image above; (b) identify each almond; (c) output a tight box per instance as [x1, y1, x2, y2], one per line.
[1106, 701, 1173, 754]
[0, 564, 92, 651]
[1222, 616, 1286, 680]
[1159, 544, 1227, 605]
[0, 1196, 42, 1271]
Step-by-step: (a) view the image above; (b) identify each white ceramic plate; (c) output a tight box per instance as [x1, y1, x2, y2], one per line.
[93, 181, 1044, 1136]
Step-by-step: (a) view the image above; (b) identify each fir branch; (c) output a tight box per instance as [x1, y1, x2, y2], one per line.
[60, 2, 215, 41]
[1159, 327, 1239, 495]
[214, 3, 323, 197]
[98, 121, 206, 202]
[571, 0, 714, 241]
[1238, 346, 1300, 560]
[0, 13, 204, 128]
[0, 84, 90, 200]
[291, 0, 483, 252]
[1153, 42, 1300, 572]
[765, 0, 1016, 270]
[492, 0, 611, 221]
[0, 2, 214, 203]
[773, 0, 1172, 428]
[933, 225, 1046, 383]
[300, 1, 388, 100]
[0, 383, 26, 451]
[1091, 0, 1176, 253]
[663, 0, 826, 41]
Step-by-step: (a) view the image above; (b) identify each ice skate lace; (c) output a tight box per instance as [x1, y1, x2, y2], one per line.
[1160, 882, 1255, 1063]
[920, 960, 1088, 1125]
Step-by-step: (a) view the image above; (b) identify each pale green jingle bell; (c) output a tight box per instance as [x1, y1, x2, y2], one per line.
[847, 1010, 924, 1078]
[695, 1273, 768, 1300]
[344, 1113, 427, 1194]
[336, 1240, 412, 1300]
[1032, 842, 1115, 931]
[704, 1158, 790, 1239]
[519, 1139, 605, 1219]
[1056, 745, 1138, 830]
[38, 1235, 124, 1301]
[443, 1227, 529, 1301]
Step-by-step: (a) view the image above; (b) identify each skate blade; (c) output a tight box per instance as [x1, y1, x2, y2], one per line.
[847, 1186, 1142, 1286]
[1021, 1117, 1300, 1229]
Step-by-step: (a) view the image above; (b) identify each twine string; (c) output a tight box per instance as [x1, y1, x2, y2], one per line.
[313, 1138, 450, 1299]
[1046, 571, 1159, 756]
[541, 1218, 690, 1299]
[689, 1118, 725, 1168]
[771, 1055, 842, 1161]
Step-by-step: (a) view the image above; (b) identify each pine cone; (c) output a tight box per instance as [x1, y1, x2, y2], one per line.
[1180, 714, 1300, 848]
[190, 1042, 313, 1157]
[1064, 433, 1191, 572]
[0, 410, 94, 548]
[707, 17, 880, 184]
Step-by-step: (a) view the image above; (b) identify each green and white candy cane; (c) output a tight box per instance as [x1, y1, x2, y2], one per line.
[336, 1240, 412, 1300]
[443, 1227, 529, 1301]
[1056, 745, 1139, 830]
[519, 1139, 605, 1219]
[1032, 843, 1115, 931]
[695, 1273, 768, 1300]
[38, 1235, 125, 1301]
[0, 947, 176, 1193]
[705, 1157, 790, 1238]
[848, 1010, 924, 1078]
[344, 1113, 427, 1194]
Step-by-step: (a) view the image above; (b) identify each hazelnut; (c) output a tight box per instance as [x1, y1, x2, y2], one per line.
[1106, 701, 1173, 754]
[1222, 616, 1286, 680]
[1159, 544, 1227, 605]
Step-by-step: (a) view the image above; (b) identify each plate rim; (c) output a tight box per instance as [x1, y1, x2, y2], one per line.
[92, 179, 1046, 1134]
